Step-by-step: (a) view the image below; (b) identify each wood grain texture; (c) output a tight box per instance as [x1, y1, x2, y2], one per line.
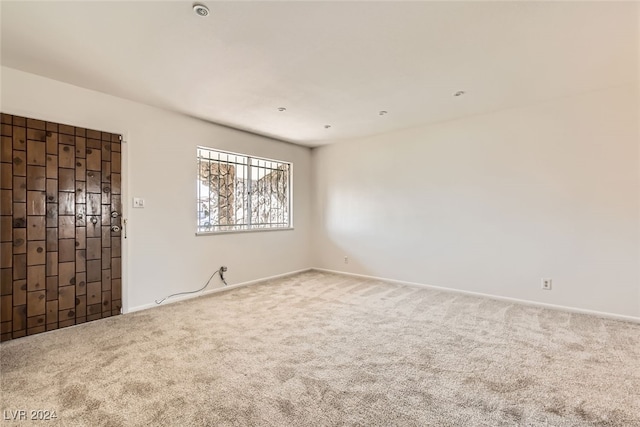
[13, 178, 26, 205]
[0, 113, 122, 341]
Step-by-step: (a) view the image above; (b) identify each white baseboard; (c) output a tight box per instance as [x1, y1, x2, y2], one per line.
[127, 268, 313, 313]
[312, 268, 640, 324]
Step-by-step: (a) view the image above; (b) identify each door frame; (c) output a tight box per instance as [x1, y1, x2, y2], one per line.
[117, 129, 130, 314]
[2, 109, 131, 317]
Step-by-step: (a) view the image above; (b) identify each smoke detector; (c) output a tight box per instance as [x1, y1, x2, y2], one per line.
[193, 4, 210, 17]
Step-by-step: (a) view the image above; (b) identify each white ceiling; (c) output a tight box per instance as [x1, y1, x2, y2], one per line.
[1, 1, 638, 147]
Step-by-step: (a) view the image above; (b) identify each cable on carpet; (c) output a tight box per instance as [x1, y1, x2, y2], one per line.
[155, 266, 228, 304]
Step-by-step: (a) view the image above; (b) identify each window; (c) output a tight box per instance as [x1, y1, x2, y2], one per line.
[197, 147, 292, 233]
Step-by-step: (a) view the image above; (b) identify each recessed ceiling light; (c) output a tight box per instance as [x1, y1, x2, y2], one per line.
[277, 107, 287, 112]
[379, 110, 388, 116]
[453, 90, 466, 97]
[193, 4, 210, 17]
[324, 125, 332, 129]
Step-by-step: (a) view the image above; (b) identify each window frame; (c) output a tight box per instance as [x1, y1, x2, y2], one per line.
[195, 146, 293, 235]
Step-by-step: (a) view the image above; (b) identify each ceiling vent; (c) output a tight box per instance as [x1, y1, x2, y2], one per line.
[193, 4, 210, 17]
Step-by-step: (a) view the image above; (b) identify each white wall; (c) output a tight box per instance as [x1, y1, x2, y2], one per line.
[312, 86, 640, 318]
[1, 66, 313, 312]
[3, 66, 639, 319]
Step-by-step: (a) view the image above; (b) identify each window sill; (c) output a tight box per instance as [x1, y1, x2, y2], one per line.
[196, 227, 294, 236]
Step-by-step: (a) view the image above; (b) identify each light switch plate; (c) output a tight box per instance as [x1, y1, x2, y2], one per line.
[133, 197, 145, 208]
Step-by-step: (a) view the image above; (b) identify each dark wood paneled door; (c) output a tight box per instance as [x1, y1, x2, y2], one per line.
[0, 113, 123, 341]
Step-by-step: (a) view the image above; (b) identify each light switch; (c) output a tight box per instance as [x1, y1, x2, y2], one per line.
[133, 197, 145, 208]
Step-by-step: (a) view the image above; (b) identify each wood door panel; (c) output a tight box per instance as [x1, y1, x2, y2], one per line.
[13, 229, 26, 254]
[59, 193, 74, 215]
[86, 148, 101, 171]
[1, 163, 12, 189]
[1, 295, 11, 322]
[76, 158, 86, 181]
[58, 285, 75, 310]
[76, 250, 86, 272]
[27, 290, 46, 316]
[58, 168, 75, 191]
[12, 305, 26, 331]
[87, 219, 101, 238]
[26, 166, 46, 191]
[59, 134, 74, 146]
[58, 262, 75, 287]
[101, 210, 111, 229]
[75, 227, 86, 249]
[101, 161, 111, 183]
[87, 194, 101, 216]
[86, 238, 101, 260]
[75, 137, 86, 157]
[1, 136, 12, 162]
[58, 216, 75, 239]
[0, 113, 122, 341]
[1, 242, 11, 268]
[13, 177, 26, 202]
[26, 140, 46, 166]
[111, 173, 121, 194]
[59, 124, 74, 136]
[102, 291, 112, 316]
[87, 260, 101, 282]
[26, 265, 45, 291]
[46, 132, 58, 155]
[46, 300, 58, 324]
[13, 128, 26, 151]
[27, 191, 46, 216]
[13, 203, 26, 228]
[86, 171, 101, 193]
[26, 119, 46, 132]
[46, 252, 58, 277]
[13, 280, 26, 305]
[101, 269, 111, 290]
[27, 216, 46, 240]
[46, 228, 58, 251]
[13, 254, 26, 280]
[101, 226, 111, 245]
[46, 205, 58, 228]
[101, 249, 111, 269]
[0, 190, 12, 216]
[46, 276, 57, 301]
[46, 179, 58, 203]
[27, 314, 46, 329]
[12, 151, 26, 177]
[58, 239, 75, 262]
[58, 145, 75, 169]
[87, 282, 101, 305]
[76, 181, 86, 203]
[26, 240, 46, 266]
[76, 272, 86, 295]
[75, 294, 86, 319]
[1, 216, 12, 241]
[46, 154, 58, 178]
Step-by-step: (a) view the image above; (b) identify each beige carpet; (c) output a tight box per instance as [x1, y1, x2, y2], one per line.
[1, 270, 639, 426]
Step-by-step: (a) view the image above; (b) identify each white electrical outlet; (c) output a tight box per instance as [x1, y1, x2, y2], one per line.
[133, 197, 145, 208]
[344, 256, 349, 264]
[541, 278, 552, 290]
